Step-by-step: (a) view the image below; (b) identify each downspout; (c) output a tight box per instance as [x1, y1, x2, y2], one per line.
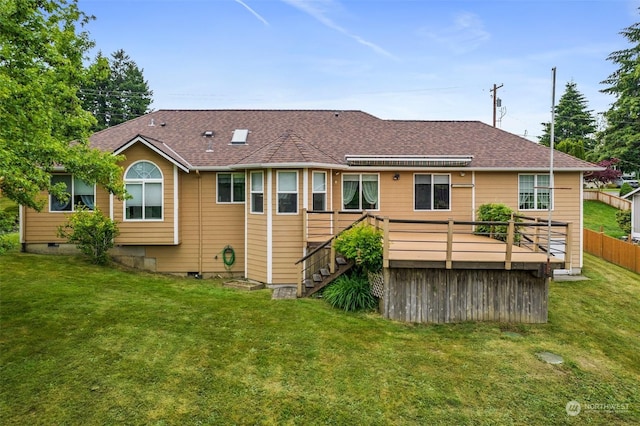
[196, 170, 203, 276]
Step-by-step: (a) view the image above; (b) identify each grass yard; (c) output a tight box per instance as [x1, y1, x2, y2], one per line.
[1, 252, 638, 425]
[583, 200, 626, 238]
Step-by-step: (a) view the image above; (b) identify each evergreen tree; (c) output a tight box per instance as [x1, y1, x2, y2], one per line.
[597, 14, 640, 174]
[81, 49, 153, 130]
[539, 81, 596, 159]
[0, 0, 126, 211]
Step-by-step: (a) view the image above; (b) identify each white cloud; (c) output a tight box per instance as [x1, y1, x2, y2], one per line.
[419, 12, 490, 54]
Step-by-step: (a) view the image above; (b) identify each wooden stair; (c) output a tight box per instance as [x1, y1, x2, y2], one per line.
[304, 256, 354, 297]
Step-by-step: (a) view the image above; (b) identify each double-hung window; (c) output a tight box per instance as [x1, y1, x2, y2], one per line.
[250, 171, 264, 213]
[414, 174, 450, 210]
[124, 161, 163, 220]
[277, 171, 298, 214]
[519, 174, 551, 210]
[342, 174, 378, 210]
[50, 175, 95, 212]
[217, 173, 245, 203]
[312, 171, 327, 211]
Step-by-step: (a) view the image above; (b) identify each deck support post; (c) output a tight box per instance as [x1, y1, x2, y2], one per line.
[505, 220, 515, 270]
[446, 219, 453, 269]
[564, 221, 573, 271]
[383, 217, 390, 269]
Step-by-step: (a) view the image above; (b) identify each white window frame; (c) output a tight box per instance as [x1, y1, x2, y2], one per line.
[250, 171, 264, 214]
[216, 172, 246, 204]
[312, 171, 327, 211]
[341, 173, 380, 211]
[49, 174, 96, 212]
[124, 161, 164, 221]
[413, 173, 451, 211]
[518, 174, 552, 210]
[277, 170, 299, 215]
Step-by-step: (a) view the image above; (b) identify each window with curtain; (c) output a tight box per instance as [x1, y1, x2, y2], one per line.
[50, 175, 95, 212]
[342, 174, 378, 210]
[124, 161, 163, 220]
[251, 171, 264, 213]
[217, 173, 245, 203]
[277, 171, 298, 214]
[312, 171, 326, 211]
[414, 174, 450, 210]
[519, 174, 551, 210]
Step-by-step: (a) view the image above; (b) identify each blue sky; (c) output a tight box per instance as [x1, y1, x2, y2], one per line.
[79, 0, 639, 141]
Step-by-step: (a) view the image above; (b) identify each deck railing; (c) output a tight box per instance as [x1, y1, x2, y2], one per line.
[299, 211, 572, 295]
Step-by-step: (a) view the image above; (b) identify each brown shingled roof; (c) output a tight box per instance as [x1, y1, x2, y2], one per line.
[89, 110, 599, 171]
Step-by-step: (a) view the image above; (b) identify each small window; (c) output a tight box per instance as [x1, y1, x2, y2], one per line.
[312, 172, 327, 211]
[50, 175, 95, 212]
[125, 161, 163, 220]
[414, 174, 450, 210]
[251, 171, 264, 214]
[342, 174, 378, 211]
[217, 173, 245, 203]
[519, 174, 551, 210]
[277, 171, 298, 214]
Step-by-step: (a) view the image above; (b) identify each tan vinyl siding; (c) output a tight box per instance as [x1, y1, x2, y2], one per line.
[115, 145, 176, 245]
[146, 171, 246, 275]
[22, 183, 111, 244]
[247, 208, 268, 282]
[270, 169, 304, 284]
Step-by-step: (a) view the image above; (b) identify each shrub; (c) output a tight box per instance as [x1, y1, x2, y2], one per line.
[57, 206, 119, 265]
[616, 210, 631, 236]
[322, 274, 378, 312]
[475, 203, 520, 243]
[0, 208, 19, 254]
[619, 182, 633, 197]
[334, 222, 382, 273]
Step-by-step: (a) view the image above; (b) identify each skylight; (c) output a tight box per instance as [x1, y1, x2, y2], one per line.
[231, 129, 249, 144]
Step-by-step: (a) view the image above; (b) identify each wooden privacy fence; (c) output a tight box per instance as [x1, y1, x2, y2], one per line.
[583, 229, 640, 274]
[583, 190, 631, 210]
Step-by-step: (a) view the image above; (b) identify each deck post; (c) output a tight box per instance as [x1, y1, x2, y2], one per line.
[330, 240, 336, 274]
[505, 220, 515, 270]
[446, 219, 454, 269]
[533, 217, 540, 252]
[383, 217, 390, 269]
[297, 261, 303, 297]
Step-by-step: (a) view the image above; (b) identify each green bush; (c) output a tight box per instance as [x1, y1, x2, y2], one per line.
[334, 222, 382, 273]
[57, 206, 119, 265]
[619, 182, 633, 197]
[616, 210, 631, 236]
[475, 203, 520, 243]
[0, 207, 19, 254]
[322, 274, 378, 312]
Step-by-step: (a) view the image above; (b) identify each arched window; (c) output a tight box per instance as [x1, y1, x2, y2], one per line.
[124, 161, 163, 220]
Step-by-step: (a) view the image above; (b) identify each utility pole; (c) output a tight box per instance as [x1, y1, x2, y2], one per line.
[490, 83, 503, 127]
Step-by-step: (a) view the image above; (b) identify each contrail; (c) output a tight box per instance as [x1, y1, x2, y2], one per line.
[233, 0, 269, 26]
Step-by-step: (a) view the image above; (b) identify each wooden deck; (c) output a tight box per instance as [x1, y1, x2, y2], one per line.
[387, 231, 564, 271]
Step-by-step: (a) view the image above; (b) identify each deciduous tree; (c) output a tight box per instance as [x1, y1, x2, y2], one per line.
[0, 0, 126, 211]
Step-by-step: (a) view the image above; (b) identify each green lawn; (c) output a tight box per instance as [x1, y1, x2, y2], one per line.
[1, 252, 638, 425]
[583, 200, 626, 238]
